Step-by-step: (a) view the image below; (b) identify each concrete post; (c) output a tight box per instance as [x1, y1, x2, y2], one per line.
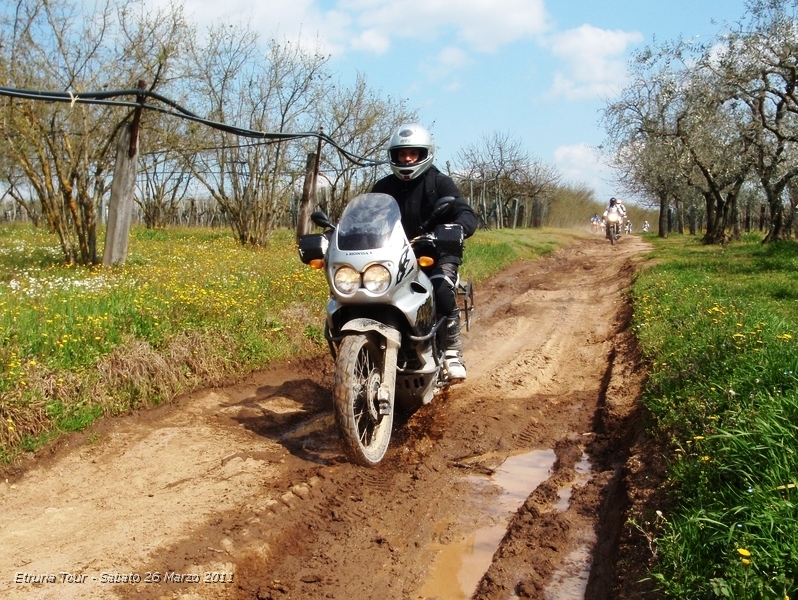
[103, 123, 139, 265]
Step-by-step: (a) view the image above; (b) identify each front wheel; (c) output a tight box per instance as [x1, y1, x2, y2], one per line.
[606, 223, 617, 245]
[333, 334, 393, 466]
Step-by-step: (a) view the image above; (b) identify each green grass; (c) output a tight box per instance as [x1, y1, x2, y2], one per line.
[631, 235, 798, 599]
[460, 227, 591, 282]
[0, 223, 586, 464]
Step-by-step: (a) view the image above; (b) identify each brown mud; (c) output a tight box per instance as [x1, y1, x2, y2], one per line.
[0, 233, 663, 600]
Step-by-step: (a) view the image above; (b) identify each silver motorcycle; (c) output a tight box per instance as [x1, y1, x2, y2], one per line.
[605, 209, 623, 245]
[298, 193, 474, 466]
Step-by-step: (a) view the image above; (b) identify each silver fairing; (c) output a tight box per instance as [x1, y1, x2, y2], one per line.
[323, 194, 433, 333]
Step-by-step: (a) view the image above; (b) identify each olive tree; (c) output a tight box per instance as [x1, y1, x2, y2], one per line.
[603, 40, 754, 243]
[717, 0, 798, 241]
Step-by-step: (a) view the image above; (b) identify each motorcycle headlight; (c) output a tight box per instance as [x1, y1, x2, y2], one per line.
[333, 266, 360, 295]
[362, 264, 391, 294]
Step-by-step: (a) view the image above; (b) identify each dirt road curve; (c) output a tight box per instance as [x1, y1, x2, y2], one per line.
[1, 234, 653, 600]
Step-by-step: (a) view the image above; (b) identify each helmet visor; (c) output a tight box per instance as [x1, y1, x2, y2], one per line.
[389, 147, 429, 166]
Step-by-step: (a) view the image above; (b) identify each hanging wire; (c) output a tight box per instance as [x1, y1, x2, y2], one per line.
[0, 85, 387, 168]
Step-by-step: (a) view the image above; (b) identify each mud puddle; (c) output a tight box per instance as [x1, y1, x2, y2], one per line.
[419, 448, 600, 600]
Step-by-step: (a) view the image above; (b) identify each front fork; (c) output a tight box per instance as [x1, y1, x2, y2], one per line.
[339, 318, 401, 416]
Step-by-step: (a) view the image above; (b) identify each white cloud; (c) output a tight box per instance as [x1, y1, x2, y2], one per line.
[419, 46, 470, 78]
[350, 29, 390, 54]
[545, 24, 643, 100]
[150, 0, 550, 57]
[553, 143, 613, 198]
[339, 0, 550, 53]
[143, 0, 351, 54]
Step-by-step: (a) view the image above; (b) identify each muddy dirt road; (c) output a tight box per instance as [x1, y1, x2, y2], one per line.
[0, 234, 653, 600]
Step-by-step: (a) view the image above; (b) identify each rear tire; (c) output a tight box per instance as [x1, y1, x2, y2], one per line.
[333, 334, 393, 466]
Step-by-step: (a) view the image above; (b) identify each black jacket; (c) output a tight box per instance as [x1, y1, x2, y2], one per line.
[371, 166, 477, 265]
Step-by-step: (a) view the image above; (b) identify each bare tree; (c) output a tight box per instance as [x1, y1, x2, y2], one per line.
[314, 73, 417, 222]
[455, 131, 559, 228]
[184, 24, 331, 245]
[0, 0, 189, 263]
[137, 145, 193, 228]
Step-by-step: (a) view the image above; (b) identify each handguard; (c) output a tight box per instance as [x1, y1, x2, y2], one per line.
[434, 223, 464, 257]
[298, 233, 329, 264]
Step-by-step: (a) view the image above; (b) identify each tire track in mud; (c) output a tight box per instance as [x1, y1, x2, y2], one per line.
[0, 235, 652, 600]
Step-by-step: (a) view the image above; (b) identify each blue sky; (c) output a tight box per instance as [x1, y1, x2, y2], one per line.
[147, 0, 750, 201]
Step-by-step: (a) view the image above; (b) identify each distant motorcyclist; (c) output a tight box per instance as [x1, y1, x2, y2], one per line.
[603, 197, 626, 240]
[371, 124, 477, 380]
[604, 197, 627, 219]
[642, 220, 650, 232]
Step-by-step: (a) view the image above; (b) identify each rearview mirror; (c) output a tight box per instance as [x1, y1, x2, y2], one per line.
[311, 211, 333, 230]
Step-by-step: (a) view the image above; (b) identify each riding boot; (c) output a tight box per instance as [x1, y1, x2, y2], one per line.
[443, 314, 466, 380]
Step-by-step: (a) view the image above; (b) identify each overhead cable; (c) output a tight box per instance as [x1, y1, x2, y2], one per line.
[0, 85, 387, 168]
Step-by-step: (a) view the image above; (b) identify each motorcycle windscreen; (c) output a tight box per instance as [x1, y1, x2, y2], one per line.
[337, 193, 402, 250]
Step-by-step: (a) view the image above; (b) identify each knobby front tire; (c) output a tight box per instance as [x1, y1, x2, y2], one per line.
[333, 334, 393, 466]
[607, 224, 617, 245]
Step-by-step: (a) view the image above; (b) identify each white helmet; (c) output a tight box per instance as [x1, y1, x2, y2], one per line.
[388, 123, 435, 181]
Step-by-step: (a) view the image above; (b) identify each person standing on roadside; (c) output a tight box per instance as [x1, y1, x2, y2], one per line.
[371, 123, 477, 380]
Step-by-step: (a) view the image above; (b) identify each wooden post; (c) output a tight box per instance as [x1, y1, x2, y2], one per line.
[103, 80, 145, 266]
[296, 131, 322, 242]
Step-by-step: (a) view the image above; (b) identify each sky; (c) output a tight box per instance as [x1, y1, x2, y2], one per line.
[145, 0, 750, 202]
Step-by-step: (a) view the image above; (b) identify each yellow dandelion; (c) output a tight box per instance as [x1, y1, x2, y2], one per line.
[737, 548, 751, 557]
[694, 436, 705, 440]
[741, 558, 751, 566]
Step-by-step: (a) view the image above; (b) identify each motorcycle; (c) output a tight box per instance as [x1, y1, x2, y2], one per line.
[604, 209, 623, 245]
[297, 193, 474, 466]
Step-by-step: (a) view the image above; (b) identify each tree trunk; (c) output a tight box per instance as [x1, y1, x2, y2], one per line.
[658, 192, 669, 238]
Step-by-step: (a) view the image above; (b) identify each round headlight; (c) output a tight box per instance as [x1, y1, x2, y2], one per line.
[362, 265, 391, 294]
[334, 266, 360, 295]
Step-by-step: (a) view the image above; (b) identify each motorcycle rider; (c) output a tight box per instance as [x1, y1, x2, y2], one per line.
[605, 197, 627, 217]
[603, 197, 626, 238]
[371, 123, 477, 380]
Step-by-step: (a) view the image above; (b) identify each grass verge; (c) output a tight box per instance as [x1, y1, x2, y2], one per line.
[631, 233, 798, 599]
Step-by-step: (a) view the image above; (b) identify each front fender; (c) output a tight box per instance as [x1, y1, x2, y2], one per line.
[341, 318, 401, 346]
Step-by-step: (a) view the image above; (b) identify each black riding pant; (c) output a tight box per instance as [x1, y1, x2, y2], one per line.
[428, 262, 459, 320]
